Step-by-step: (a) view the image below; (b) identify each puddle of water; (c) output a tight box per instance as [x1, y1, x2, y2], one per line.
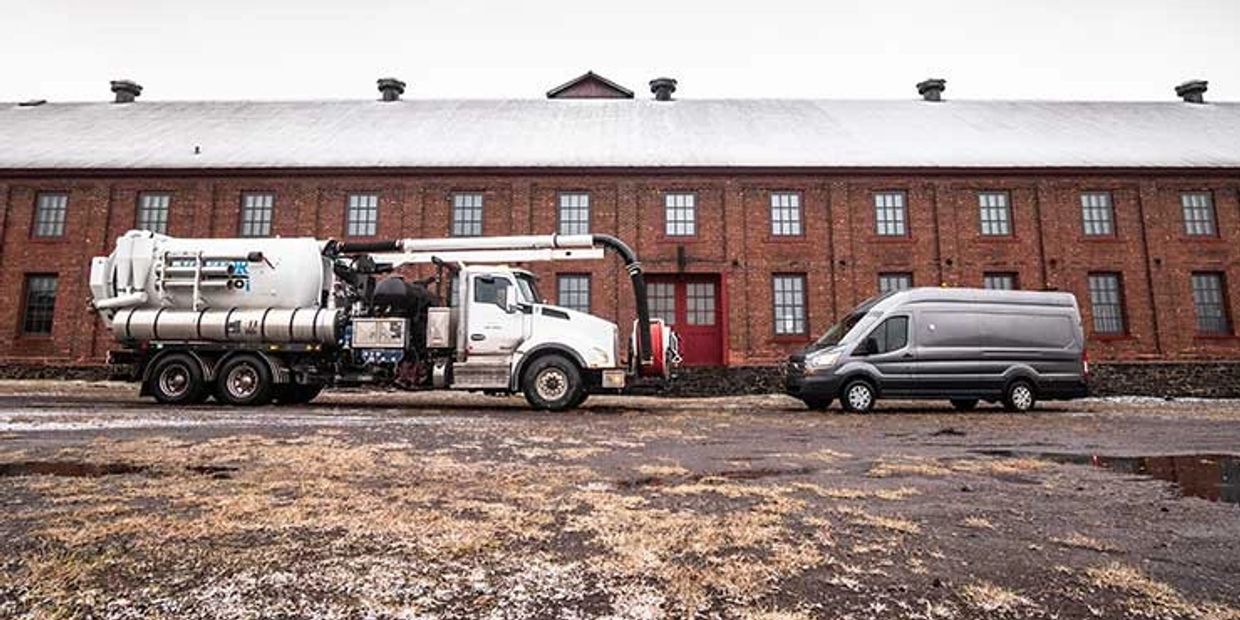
[0, 461, 148, 478]
[975, 450, 1239, 505]
[620, 466, 817, 489]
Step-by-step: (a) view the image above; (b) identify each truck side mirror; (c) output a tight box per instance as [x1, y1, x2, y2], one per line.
[860, 337, 879, 355]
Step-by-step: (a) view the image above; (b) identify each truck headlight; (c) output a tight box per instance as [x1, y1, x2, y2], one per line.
[804, 350, 841, 371]
[587, 346, 612, 368]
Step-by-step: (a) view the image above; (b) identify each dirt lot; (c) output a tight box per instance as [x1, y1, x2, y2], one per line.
[0, 381, 1238, 620]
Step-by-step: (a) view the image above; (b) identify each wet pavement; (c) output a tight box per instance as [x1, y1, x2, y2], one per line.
[0, 381, 1238, 619]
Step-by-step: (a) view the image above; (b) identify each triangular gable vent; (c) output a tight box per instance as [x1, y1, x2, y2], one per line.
[546, 71, 634, 99]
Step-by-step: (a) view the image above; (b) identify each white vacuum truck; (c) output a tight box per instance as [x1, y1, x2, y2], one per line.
[89, 231, 679, 410]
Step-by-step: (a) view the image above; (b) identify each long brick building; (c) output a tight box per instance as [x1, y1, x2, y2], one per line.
[0, 73, 1237, 372]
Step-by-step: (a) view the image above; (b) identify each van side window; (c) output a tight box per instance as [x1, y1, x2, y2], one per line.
[869, 316, 909, 353]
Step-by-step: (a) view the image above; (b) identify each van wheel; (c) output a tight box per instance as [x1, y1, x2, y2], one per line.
[841, 380, 876, 413]
[215, 354, 275, 407]
[1003, 380, 1037, 413]
[522, 354, 585, 411]
[148, 353, 206, 405]
[950, 399, 979, 411]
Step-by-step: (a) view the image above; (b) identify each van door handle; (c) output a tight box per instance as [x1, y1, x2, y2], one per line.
[470, 334, 486, 341]
[902, 353, 914, 359]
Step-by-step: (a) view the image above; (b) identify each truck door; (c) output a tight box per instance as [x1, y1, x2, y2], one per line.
[464, 273, 526, 359]
[857, 315, 917, 395]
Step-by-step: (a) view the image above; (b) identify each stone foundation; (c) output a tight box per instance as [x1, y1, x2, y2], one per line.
[1, 362, 1238, 399]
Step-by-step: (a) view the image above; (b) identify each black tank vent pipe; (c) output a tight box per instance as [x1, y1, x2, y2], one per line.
[592, 234, 653, 364]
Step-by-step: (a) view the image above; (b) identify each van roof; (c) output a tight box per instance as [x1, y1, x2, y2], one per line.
[874, 287, 1078, 311]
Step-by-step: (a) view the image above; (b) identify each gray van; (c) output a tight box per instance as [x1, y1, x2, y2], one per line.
[785, 288, 1088, 412]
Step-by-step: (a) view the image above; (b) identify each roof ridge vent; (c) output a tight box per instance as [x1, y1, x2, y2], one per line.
[1175, 79, 1207, 104]
[110, 80, 142, 104]
[18, 99, 47, 107]
[377, 77, 406, 102]
[917, 78, 946, 102]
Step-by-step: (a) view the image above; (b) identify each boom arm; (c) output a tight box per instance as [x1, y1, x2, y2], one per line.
[330, 234, 654, 364]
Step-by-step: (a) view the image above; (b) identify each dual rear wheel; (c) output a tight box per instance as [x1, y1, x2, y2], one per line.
[146, 353, 321, 407]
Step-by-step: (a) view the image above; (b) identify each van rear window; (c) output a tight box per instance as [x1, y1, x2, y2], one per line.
[920, 312, 1073, 349]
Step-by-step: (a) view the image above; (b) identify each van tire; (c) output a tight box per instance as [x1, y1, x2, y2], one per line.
[148, 353, 206, 405]
[1003, 380, 1037, 412]
[840, 379, 876, 413]
[950, 398, 979, 411]
[522, 354, 585, 411]
[215, 354, 275, 407]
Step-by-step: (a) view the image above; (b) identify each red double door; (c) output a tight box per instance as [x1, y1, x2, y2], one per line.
[646, 274, 723, 366]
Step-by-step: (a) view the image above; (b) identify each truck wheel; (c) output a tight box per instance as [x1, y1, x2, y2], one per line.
[148, 353, 206, 405]
[522, 354, 585, 411]
[215, 354, 275, 407]
[950, 398, 979, 411]
[275, 384, 323, 405]
[1003, 380, 1037, 413]
[840, 379, 876, 413]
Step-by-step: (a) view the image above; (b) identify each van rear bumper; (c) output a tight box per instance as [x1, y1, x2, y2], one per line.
[1041, 379, 1090, 400]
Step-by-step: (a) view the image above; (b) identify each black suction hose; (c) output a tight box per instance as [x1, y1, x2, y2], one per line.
[591, 234, 653, 364]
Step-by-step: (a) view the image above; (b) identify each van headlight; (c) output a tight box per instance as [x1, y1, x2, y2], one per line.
[804, 350, 841, 371]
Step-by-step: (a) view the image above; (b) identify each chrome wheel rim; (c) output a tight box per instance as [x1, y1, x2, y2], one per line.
[158, 364, 190, 398]
[1012, 385, 1033, 410]
[226, 365, 260, 400]
[847, 384, 872, 411]
[535, 368, 570, 402]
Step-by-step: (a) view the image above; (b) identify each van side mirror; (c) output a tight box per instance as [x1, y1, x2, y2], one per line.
[860, 337, 879, 355]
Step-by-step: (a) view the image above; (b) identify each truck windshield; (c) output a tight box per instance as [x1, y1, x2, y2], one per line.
[515, 273, 541, 304]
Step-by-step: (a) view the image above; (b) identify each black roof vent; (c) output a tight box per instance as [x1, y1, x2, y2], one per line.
[18, 99, 47, 107]
[377, 77, 406, 102]
[917, 78, 946, 102]
[110, 80, 142, 104]
[650, 77, 677, 101]
[1175, 80, 1207, 104]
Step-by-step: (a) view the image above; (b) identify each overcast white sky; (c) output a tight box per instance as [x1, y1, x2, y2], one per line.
[3, 0, 1238, 103]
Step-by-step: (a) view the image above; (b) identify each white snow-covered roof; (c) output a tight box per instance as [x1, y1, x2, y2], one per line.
[1, 98, 1238, 170]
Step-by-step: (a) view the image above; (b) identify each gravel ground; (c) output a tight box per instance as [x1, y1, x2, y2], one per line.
[0, 381, 1238, 619]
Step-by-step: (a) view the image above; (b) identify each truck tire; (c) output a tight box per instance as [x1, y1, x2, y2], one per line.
[1003, 380, 1037, 413]
[148, 353, 206, 405]
[275, 383, 323, 405]
[840, 379, 876, 414]
[215, 354, 275, 407]
[522, 354, 585, 411]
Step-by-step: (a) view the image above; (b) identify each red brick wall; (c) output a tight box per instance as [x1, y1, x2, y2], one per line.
[0, 171, 1237, 366]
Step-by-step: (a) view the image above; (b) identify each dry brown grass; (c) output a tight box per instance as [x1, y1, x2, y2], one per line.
[1085, 562, 1240, 619]
[1051, 532, 1116, 553]
[960, 580, 1037, 614]
[835, 506, 921, 535]
[961, 516, 996, 530]
[635, 463, 691, 478]
[867, 458, 953, 478]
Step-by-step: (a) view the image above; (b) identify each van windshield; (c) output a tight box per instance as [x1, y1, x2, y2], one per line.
[814, 311, 867, 348]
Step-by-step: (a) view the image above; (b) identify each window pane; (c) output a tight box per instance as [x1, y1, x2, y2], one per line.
[557, 275, 591, 314]
[136, 193, 170, 234]
[346, 193, 379, 237]
[649, 282, 676, 325]
[452, 193, 484, 237]
[1191, 272, 1230, 334]
[22, 275, 58, 334]
[1181, 192, 1217, 236]
[34, 193, 68, 237]
[1087, 273, 1125, 334]
[874, 192, 907, 236]
[978, 192, 1011, 236]
[1080, 192, 1114, 236]
[878, 273, 912, 294]
[665, 193, 697, 236]
[558, 193, 591, 235]
[770, 192, 803, 236]
[773, 275, 807, 335]
[983, 272, 1017, 290]
[240, 192, 274, 237]
[685, 281, 715, 325]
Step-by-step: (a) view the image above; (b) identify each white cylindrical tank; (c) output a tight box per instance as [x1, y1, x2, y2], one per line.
[92, 231, 331, 312]
[110, 307, 341, 345]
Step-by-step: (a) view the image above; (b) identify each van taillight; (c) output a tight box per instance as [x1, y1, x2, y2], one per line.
[1082, 349, 1090, 378]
